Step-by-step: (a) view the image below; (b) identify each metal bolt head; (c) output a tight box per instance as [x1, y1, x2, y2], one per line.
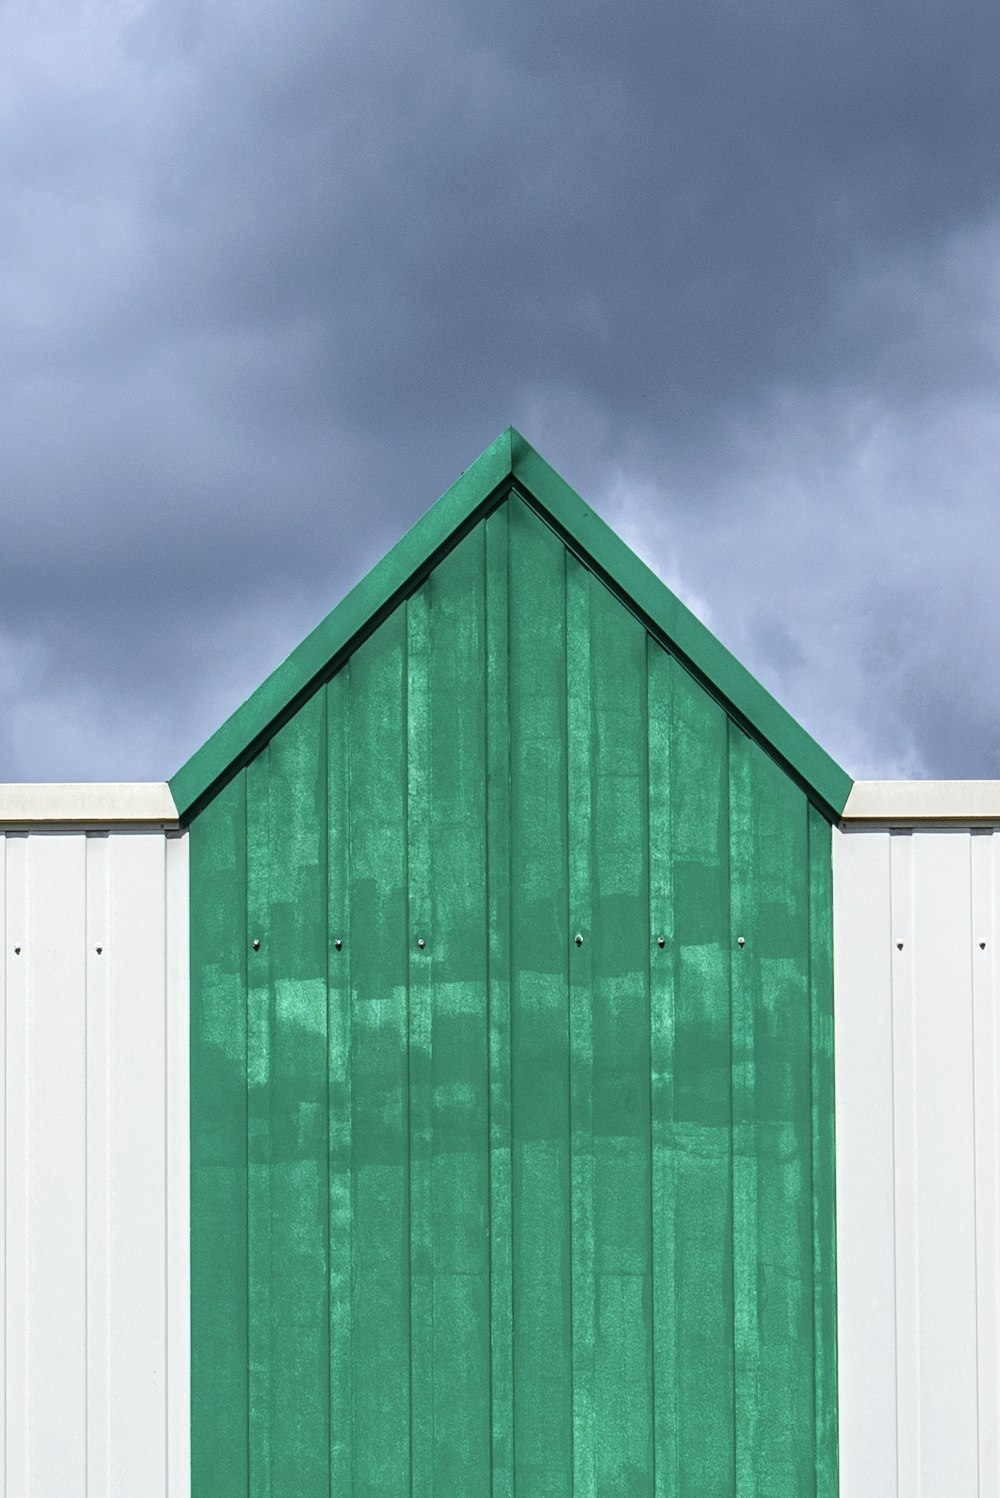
[335, 938, 343, 951]
[656, 936, 665, 949]
[417, 937, 426, 950]
[737, 936, 745, 948]
[575, 933, 584, 947]
[252, 938, 260, 951]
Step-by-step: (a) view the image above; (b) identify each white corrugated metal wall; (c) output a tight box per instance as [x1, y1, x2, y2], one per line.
[6, 774, 1000, 1494]
[835, 786, 1000, 1498]
[0, 789, 189, 1497]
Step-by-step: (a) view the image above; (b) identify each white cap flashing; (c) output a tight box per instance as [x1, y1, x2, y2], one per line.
[843, 780, 1000, 823]
[0, 783, 179, 826]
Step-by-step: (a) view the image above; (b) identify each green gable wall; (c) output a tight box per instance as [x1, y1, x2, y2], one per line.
[189, 495, 837, 1495]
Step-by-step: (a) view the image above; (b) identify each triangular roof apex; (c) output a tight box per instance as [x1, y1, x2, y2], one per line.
[170, 428, 852, 821]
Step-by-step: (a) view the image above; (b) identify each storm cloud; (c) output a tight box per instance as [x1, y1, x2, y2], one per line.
[2, 0, 998, 780]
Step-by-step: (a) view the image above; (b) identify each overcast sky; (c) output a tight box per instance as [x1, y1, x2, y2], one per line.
[2, 0, 999, 784]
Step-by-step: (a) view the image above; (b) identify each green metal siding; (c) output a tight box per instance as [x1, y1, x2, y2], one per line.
[171, 429, 852, 823]
[190, 495, 837, 1496]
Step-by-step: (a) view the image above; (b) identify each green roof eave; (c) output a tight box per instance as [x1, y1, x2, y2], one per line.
[170, 429, 516, 820]
[170, 426, 853, 822]
[507, 431, 853, 818]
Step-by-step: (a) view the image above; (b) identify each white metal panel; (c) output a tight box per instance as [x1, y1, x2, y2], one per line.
[889, 830, 922, 1498]
[832, 825, 897, 1497]
[0, 815, 189, 1497]
[86, 832, 112, 1495]
[912, 832, 978, 1493]
[0, 838, 7, 1492]
[971, 831, 1000, 1495]
[107, 833, 168, 1494]
[164, 832, 190, 1498]
[28, 833, 89, 1494]
[836, 819, 1000, 1497]
[4, 834, 29, 1497]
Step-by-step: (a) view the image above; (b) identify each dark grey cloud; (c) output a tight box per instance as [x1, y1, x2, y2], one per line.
[1, 0, 999, 779]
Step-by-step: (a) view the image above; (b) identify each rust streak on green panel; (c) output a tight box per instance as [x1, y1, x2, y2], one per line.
[190, 774, 249, 1497]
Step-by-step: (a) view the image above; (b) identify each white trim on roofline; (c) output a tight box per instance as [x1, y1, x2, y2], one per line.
[843, 780, 1000, 823]
[0, 783, 179, 826]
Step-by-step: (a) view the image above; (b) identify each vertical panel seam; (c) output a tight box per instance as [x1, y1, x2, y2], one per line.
[327, 659, 354, 1498]
[321, 685, 332, 1498]
[345, 660, 355, 1497]
[889, 830, 912, 1497]
[645, 635, 655, 1496]
[565, 544, 574, 1496]
[483, 504, 515, 1496]
[162, 833, 169, 1497]
[84, 836, 90, 1498]
[566, 554, 595, 1497]
[482, 516, 503, 1498]
[726, 719, 738, 1494]
[507, 511, 515, 1494]
[483, 520, 493, 1498]
[643, 632, 657, 1497]
[404, 596, 414, 1498]
[244, 772, 252, 1494]
[1, 832, 5, 1498]
[807, 809, 816, 1491]
[970, 831, 982, 1498]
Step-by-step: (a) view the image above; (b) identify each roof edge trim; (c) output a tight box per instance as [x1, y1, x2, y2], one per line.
[0, 782, 179, 825]
[509, 434, 852, 818]
[171, 426, 852, 822]
[170, 429, 515, 818]
[842, 780, 1000, 823]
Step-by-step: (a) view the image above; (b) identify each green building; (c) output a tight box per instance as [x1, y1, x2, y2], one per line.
[177, 428, 847, 1496]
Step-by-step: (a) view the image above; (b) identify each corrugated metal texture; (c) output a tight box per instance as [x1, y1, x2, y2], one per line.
[834, 822, 1000, 1497]
[1, 826, 189, 1498]
[190, 495, 837, 1497]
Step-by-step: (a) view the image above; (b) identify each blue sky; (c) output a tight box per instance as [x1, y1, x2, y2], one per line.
[3, 0, 999, 781]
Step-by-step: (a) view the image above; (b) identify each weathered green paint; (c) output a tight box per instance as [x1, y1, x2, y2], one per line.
[190, 773, 249, 1493]
[189, 493, 838, 1495]
[172, 429, 852, 823]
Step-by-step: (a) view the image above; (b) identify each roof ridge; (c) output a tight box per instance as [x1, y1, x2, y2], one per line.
[170, 428, 852, 821]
